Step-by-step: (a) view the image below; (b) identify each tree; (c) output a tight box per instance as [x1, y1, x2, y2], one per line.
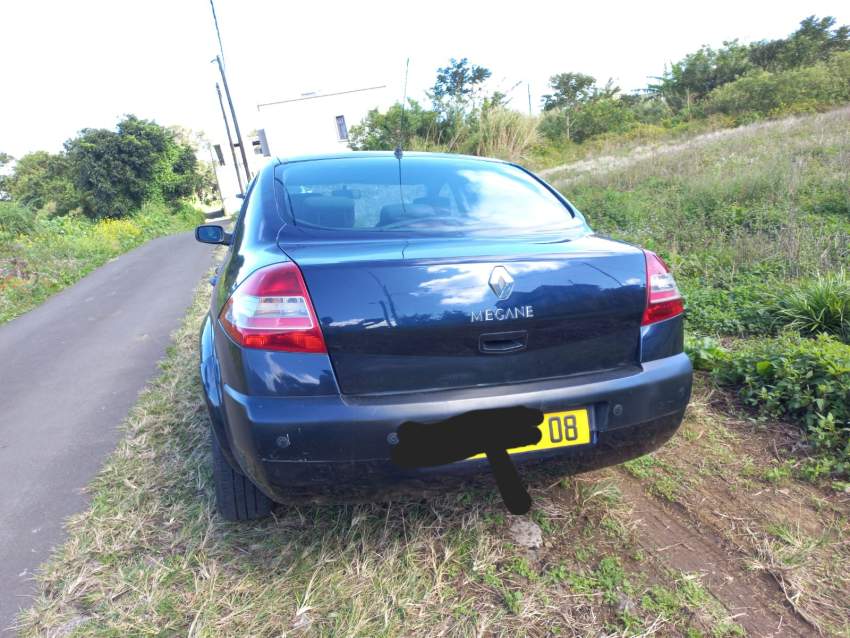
[650, 41, 752, 112]
[430, 58, 492, 116]
[750, 15, 850, 71]
[169, 126, 220, 205]
[541, 72, 597, 112]
[65, 115, 202, 218]
[0, 152, 13, 200]
[4, 151, 78, 213]
[348, 99, 442, 150]
[540, 73, 618, 141]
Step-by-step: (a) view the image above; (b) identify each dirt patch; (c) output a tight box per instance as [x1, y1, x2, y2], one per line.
[619, 380, 850, 636]
[616, 478, 813, 637]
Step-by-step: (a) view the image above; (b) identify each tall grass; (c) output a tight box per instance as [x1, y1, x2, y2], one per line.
[473, 108, 539, 162]
[775, 271, 850, 343]
[553, 107, 850, 479]
[405, 108, 540, 162]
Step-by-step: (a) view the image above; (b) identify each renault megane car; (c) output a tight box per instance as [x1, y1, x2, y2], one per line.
[195, 152, 692, 520]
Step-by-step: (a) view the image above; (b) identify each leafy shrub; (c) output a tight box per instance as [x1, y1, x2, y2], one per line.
[684, 336, 729, 371]
[705, 53, 850, 119]
[570, 97, 638, 143]
[681, 278, 781, 337]
[0, 201, 35, 238]
[715, 334, 850, 478]
[774, 272, 850, 342]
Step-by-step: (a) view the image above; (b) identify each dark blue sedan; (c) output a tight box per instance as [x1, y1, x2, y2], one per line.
[195, 152, 692, 520]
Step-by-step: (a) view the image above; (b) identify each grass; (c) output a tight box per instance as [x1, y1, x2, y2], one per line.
[553, 106, 850, 480]
[0, 201, 203, 323]
[18, 279, 764, 638]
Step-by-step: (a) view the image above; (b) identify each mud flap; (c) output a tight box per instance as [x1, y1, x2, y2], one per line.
[389, 406, 543, 514]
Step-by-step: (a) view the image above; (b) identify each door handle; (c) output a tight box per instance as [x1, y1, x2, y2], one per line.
[479, 330, 528, 354]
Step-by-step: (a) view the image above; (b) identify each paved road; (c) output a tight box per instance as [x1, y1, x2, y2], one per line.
[0, 232, 212, 634]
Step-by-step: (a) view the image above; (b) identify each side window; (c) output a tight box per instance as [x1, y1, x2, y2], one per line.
[234, 179, 255, 231]
[228, 178, 256, 250]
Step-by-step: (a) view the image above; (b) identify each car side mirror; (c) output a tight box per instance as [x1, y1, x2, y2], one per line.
[195, 225, 231, 245]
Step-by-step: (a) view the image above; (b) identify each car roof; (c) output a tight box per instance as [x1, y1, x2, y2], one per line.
[274, 150, 511, 166]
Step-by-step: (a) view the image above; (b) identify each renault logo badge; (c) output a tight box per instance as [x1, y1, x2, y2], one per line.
[489, 266, 514, 300]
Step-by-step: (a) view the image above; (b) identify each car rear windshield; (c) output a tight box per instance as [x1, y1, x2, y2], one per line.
[276, 156, 579, 234]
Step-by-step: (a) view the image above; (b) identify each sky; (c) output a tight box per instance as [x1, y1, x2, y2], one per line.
[1, 0, 848, 159]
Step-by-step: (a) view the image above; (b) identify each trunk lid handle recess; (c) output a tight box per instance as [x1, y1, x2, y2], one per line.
[479, 330, 528, 354]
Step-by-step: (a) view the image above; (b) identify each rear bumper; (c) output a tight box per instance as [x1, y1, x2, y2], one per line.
[215, 353, 693, 502]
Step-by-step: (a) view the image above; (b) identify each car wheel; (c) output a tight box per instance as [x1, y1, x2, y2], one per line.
[210, 428, 273, 521]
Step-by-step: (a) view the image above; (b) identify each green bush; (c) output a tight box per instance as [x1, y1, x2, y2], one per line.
[684, 335, 729, 371]
[705, 53, 850, 118]
[774, 272, 850, 342]
[682, 278, 781, 336]
[0, 201, 35, 238]
[715, 334, 850, 478]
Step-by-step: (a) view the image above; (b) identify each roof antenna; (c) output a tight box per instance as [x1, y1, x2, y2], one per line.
[394, 58, 410, 160]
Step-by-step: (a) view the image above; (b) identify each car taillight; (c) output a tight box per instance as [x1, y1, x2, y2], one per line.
[219, 262, 327, 353]
[641, 250, 684, 326]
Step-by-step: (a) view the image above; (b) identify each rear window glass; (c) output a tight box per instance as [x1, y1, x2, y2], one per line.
[276, 156, 578, 233]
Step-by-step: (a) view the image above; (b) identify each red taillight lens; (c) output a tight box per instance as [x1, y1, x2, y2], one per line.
[219, 262, 327, 353]
[641, 250, 684, 326]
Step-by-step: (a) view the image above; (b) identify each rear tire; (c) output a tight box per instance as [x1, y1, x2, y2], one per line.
[210, 428, 273, 521]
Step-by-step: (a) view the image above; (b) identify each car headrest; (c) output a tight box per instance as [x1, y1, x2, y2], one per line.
[413, 196, 451, 210]
[291, 194, 355, 229]
[378, 203, 439, 226]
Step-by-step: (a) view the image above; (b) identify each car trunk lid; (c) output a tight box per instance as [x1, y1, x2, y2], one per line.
[282, 234, 646, 395]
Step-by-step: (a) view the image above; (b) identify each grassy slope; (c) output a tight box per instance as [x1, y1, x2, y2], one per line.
[555, 107, 849, 292]
[556, 106, 850, 476]
[0, 202, 204, 323]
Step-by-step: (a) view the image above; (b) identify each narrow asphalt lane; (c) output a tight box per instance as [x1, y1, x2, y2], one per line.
[0, 232, 213, 634]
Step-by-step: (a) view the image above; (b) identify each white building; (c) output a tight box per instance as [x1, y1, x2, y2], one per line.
[257, 84, 388, 158]
[210, 84, 390, 211]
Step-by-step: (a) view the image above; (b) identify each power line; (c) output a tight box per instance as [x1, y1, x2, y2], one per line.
[257, 85, 387, 109]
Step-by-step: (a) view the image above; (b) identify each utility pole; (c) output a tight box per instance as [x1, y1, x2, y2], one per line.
[527, 83, 532, 116]
[207, 144, 224, 206]
[214, 55, 251, 183]
[209, 0, 226, 64]
[216, 82, 243, 193]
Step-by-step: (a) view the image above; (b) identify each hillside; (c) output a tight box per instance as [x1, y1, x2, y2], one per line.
[560, 104, 850, 477]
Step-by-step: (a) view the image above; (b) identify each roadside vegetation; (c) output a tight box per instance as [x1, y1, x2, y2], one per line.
[0, 116, 215, 322]
[350, 15, 850, 169]
[549, 107, 850, 486]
